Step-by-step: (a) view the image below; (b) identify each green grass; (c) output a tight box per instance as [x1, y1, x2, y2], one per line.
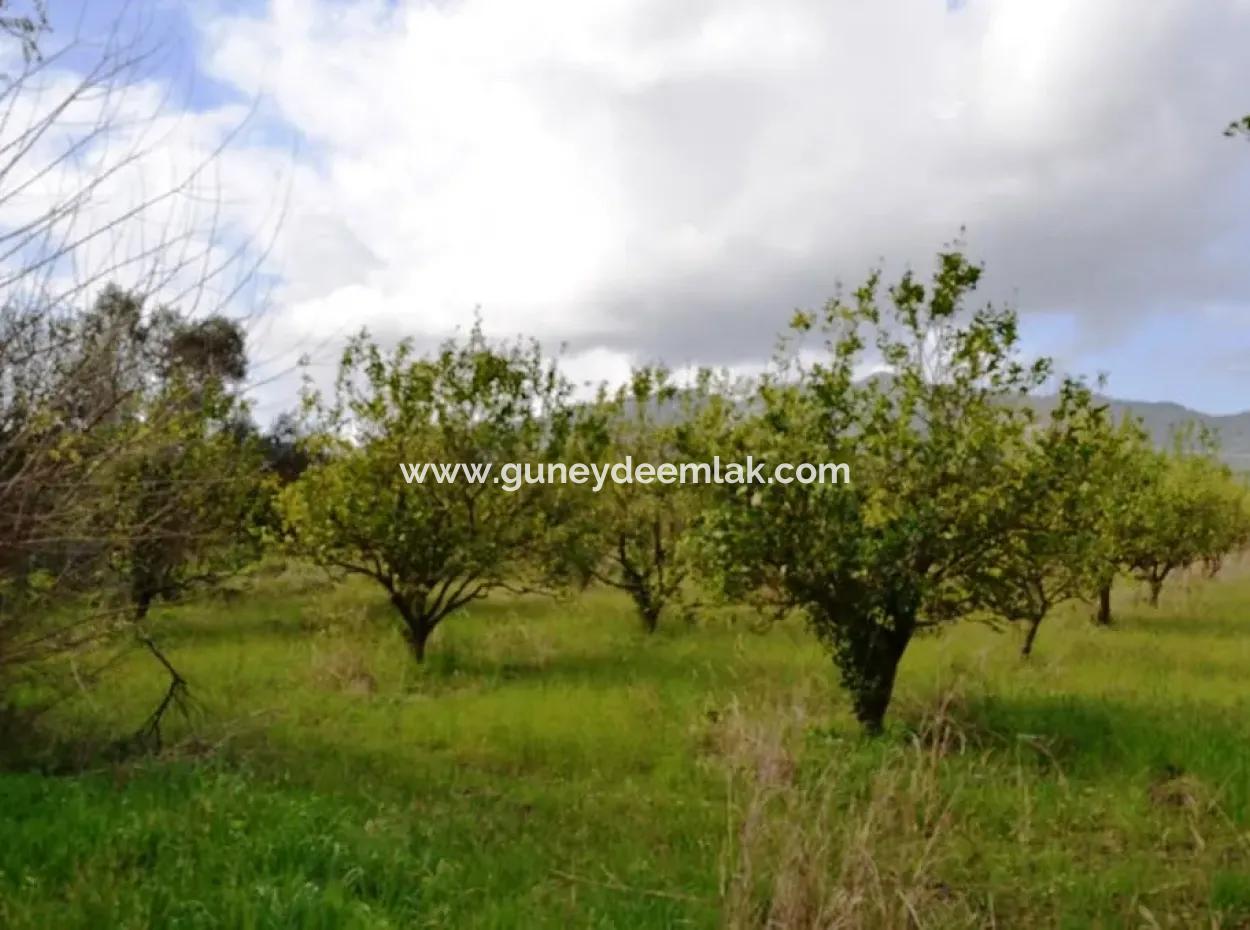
[4, 561, 1250, 927]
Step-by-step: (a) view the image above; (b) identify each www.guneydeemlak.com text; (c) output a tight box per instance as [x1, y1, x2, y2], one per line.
[399, 457, 850, 493]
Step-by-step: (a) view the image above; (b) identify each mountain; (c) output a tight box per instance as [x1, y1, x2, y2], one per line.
[867, 371, 1250, 463]
[624, 377, 1250, 464]
[869, 374, 1250, 464]
[1027, 394, 1250, 466]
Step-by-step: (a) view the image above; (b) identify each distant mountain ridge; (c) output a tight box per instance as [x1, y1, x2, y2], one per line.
[863, 372, 1250, 462]
[1026, 394, 1250, 465]
[624, 380, 1250, 464]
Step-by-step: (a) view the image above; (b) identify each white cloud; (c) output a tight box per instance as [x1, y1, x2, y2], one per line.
[196, 0, 1250, 366]
[14, 0, 1250, 416]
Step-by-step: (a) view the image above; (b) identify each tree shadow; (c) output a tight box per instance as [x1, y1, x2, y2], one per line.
[151, 612, 312, 646]
[1115, 613, 1250, 638]
[919, 691, 1250, 819]
[413, 635, 756, 693]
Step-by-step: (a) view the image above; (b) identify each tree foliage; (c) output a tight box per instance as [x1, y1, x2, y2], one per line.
[695, 251, 1050, 733]
[563, 367, 729, 632]
[963, 380, 1112, 655]
[95, 291, 269, 622]
[0, 283, 270, 747]
[1118, 440, 1249, 608]
[279, 324, 579, 662]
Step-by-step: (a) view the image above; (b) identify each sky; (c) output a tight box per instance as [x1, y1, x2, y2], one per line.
[10, 0, 1250, 417]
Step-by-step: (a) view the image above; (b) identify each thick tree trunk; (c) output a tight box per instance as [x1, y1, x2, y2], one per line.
[852, 675, 896, 736]
[848, 624, 911, 736]
[1095, 581, 1113, 627]
[390, 592, 433, 664]
[405, 627, 430, 663]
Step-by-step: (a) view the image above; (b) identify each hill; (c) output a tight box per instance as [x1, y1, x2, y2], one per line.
[1027, 394, 1250, 465]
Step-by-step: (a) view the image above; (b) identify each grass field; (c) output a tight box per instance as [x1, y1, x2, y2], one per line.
[4, 561, 1250, 928]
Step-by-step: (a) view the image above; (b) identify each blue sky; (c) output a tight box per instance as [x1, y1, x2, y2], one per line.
[17, 0, 1250, 415]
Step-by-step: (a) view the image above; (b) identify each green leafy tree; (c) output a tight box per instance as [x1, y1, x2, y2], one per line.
[104, 311, 268, 623]
[1115, 435, 1240, 610]
[1, 285, 270, 746]
[1072, 420, 1248, 624]
[62, 290, 270, 745]
[1076, 414, 1157, 627]
[963, 380, 1111, 656]
[696, 251, 1049, 734]
[1195, 470, 1250, 578]
[26, 286, 267, 625]
[565, 367, 725, 633]
[279, 324, 577, 663]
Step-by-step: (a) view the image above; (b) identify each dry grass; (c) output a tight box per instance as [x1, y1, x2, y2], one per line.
[308, 639, 378, 695]
[715, 677, 1250, 930]
[716, 691, 988, 929]
[475, 618, 561, 670]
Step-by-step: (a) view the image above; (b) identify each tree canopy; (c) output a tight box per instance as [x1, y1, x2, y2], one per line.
[279, 323, 580, 662]
[695, 251, 1052, 732]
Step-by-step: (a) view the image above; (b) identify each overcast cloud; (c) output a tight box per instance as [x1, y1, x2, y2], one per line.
[21, 0, 1250, 413]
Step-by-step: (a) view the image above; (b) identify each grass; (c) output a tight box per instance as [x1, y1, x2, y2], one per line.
[4, 560, 1250, 928]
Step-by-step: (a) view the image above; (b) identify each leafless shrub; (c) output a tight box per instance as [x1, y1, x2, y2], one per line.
[0, 2, 281, 741]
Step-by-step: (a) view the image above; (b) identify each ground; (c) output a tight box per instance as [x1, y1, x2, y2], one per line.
[3, 561, 1250, 928]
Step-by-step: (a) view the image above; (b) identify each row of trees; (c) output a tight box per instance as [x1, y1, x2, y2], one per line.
[4, 14, 1249, 748]
[272, 253, 1250, 733]
[264, 97, 1250, 744]
[5, 276, 1247, 741]
[4, 253, 1246, 740]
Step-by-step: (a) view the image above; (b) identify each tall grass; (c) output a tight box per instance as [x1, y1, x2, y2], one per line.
[3, 561, 1250, 927]
[717, 680, 1250, 928]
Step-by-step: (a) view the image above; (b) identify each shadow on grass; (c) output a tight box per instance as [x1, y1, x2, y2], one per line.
[918, 691, 1250, 820]
[1115, 612, 1250, 638]
[154, 614, 314, 646]
[150, 594, 393, 646]
[153, 594, 635, 648]
[0, 706, 157, 776]
[412, 637, 771, 694]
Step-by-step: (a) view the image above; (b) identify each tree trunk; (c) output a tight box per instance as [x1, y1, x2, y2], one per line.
[851, 664, 899, 736]
[1148, 578, 1163, 608]
[131, 567, 158, 622]
[847, 625, 911, 736]
[405, 625, 430, 663]
[641, 605, 660, 634]
[1021, 615, 1043, 657]
[390, 593, 432, 663]
[630, 585, 661, 634]
[1095, 581, 1113, 626]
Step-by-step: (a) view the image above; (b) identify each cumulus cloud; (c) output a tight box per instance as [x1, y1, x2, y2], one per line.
[46, 0, 1250, 411]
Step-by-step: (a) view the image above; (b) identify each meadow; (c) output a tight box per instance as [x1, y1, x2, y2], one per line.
[4, 560, 1250, 929]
